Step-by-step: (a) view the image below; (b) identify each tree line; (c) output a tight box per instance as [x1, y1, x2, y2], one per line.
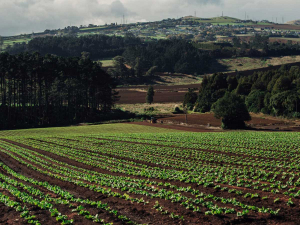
[185, 65, 300, 118]
[0, 52, 118, 130]
[107, 39, 213, 79]
[6, 34, 141, 60]
[122, 39, 212, 75]
[5, 33, 300, 80]
[6, 35, 213, 76]
[209, 35, 300, 58]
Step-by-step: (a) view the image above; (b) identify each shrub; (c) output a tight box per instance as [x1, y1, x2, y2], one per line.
[173, 107, 183, 114]
[212, 92, 251, 129]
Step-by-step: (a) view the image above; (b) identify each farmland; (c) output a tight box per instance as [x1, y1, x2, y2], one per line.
[212, 55, 300, 73]
[2, 38, 31, 49]
[99, 59, 114, 67]
[0, 123, 300, 224]
[116, 60, 300, 105]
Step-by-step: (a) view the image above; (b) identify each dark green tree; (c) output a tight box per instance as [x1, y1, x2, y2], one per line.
[134, 57, 143, 77]
[146, 86, 154, 104]
[113, 56, 129, 79]
[0, 52, 117, 130]
[145, 66, 158, 77]
[212, 92, 251, 129]
[0, 36, 3, 51]
[235, 82, 252, 96]
[232, 36, 241, 47]
[245, 90, 266, 113]
[227, 76, 238, 92]
[272, 76, 291, 94]
[183, 88, 197, 110]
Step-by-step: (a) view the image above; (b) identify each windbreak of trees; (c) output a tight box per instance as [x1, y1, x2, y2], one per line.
[0, 52, 118, 130]
[209, 35, 300, 58]
[194, 65, 300, 118]
[6, 34, 141, 60]
[123, 39, 212, 75]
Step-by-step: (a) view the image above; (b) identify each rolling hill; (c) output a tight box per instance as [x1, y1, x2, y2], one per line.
[182, 16, 240, 23]
[286, 20, 300, 25]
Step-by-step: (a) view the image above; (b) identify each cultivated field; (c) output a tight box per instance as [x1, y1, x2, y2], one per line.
[116, 84, 197, 104]
[99, 59, 114, 67]
[0, 124, 300, 224]
[2, 38, 31, 49]
[213, 56, 300, 73]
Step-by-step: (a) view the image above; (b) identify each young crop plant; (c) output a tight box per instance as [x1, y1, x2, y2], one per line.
[0, 130, 300, 224]
[287, 198, 294, 206]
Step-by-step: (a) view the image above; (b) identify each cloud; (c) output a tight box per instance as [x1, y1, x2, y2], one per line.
[0, 0, 299, 36]
[0, 0, 136, 35]
[110, 0, 135, 17]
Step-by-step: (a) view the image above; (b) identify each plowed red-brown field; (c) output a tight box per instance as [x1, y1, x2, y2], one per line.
[158, 113, 292, 127]
[117, 90, 189, 104]
[131, 113, 300, 132]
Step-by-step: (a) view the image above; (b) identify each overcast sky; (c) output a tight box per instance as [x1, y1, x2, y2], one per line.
[1, 0, 300, 36]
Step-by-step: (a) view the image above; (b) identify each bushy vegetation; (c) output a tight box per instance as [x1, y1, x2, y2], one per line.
[183, 88, 197, 110]
[6, 35, 213, 76]
[123, 39, 212, 75]
[194, 65, 300, 118]
[207, 35, 300, 59]
[212, 92, 251, 129]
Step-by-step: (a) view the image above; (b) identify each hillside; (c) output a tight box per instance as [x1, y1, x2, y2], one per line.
[286, 20, 300, 25]
[183, 16, 240, 23]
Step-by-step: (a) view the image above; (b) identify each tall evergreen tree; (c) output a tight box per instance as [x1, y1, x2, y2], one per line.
[146, 86, 154, 104]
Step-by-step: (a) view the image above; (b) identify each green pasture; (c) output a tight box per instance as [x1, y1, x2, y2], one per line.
[2, 38, 31, 49]
[217, 22, 272, 26]
[77, 32, 98, 37]
[99, 58, 114, 67]
[79, 26, 106, 31]
[0, 123, 180, 138]
[193, 16, 239, 23]
[141, 35, 167, 40]
[187, 16, 272, 26]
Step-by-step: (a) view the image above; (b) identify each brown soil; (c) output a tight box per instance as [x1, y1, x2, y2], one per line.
[129, 113, 299, 132]
[117, 89, 187, 104]
[157, 113, 293, 127]
[0, 203, 27, 224]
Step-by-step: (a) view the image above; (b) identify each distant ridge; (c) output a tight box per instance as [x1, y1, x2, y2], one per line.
[286, 20, 300, 25]
[182, 16, 240, 23]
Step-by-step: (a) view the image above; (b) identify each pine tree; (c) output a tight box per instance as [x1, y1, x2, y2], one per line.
[146, 86, 154, 104]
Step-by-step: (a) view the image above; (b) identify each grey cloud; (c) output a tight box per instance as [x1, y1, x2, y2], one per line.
[110, 0, 135, 17]
[0, 0, 300, 36]
[186, 0, 222, 4]
[0, 0, 135, 36]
